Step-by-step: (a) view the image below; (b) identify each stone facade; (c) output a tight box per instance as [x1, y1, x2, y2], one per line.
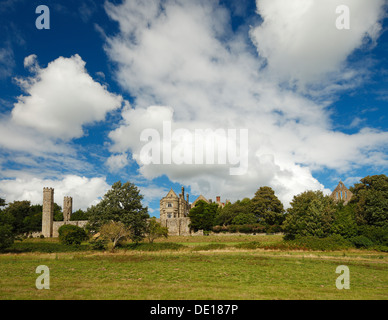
[330, 181, 353, 205]
[63, 196, 73, 222]
[42, 187, 54, 238]
[159, 187, 228, 235]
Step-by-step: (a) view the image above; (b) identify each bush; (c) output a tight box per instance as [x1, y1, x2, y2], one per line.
[89, 238, 108, 251]
[124, 242, 185, 251]
[192, 243, 227, 251]
[212, 224, 266, 234]
[0, 225, 14, 250]
[350, 235, 374, 248]
[58, 224, 88, 245]
[291, 235, 353, 251]
[356, 226, 388, 246]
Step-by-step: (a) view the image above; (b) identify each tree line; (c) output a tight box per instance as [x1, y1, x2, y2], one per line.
[188, 175, 387, 248]
[0, 174, 387, 251]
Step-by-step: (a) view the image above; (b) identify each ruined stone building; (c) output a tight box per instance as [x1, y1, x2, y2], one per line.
[41, 188, 87, 238]
[330, 181, 353, 205]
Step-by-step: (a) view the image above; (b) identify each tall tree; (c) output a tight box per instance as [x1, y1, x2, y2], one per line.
[188, 200, 218, 231]
[350, 175, 388, 227]
[87, 181, 149, 243]
[282, 191, 336, 240]
[251, 187, 285, 226]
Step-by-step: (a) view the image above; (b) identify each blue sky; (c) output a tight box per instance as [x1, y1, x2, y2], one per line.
[0, 0, 387, 217]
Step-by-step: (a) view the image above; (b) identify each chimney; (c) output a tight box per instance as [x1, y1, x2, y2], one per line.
[216, 196, 221, 203]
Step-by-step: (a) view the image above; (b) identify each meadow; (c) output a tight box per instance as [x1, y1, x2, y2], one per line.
[0, 234, 387, 300]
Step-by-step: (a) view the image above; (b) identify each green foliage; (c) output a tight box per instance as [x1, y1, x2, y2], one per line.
[291, 235, 353, 251]
[53, 203, 63, 222]
[58, 224, 88, 245]
[251, 186, 285, 225]
[100, 221, 129, 251]
[70, 209, 89, 221]
[350, 175, 388, 227]
[0, 224, 14, 250]
[6, 241, 91, 253]
[87, 181, 149, 243]
[282, 191, 336, 240]
[0, 201, 43, 235]
[349, 235, 374, 248]
[192, 243, 227, 251]
[331, 202, 358, 238]
[89, 238, 107, 251]
[231, 211, 257, 225]
[146, 217, 168, 243]
[124, 242, 184, 251]
[356, 225, 388, 246]
[212, 224, 266, 234]
[188, 200, 218, 231]
[0, 198, 5, 208]
[215, 198, 255, 226]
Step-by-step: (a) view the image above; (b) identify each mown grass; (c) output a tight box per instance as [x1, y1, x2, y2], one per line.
[0, 235, 387, 300]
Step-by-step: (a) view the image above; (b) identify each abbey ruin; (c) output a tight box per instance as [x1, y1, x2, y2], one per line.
[41, 188, 87, 238]
[41, 181, 351, 237]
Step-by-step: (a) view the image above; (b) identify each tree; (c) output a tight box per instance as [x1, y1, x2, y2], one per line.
[0, 198, 5, 208]
[146, 218, 168, 243]
[331, 202, 358, 238]
[53, 203, 63, 222]
[350, 175, 388, 227]
[87, 181, 149, 243]
[215, 198, 255, 226]
[0, 225, 14, 250]
[251, 187, 284, 226]
[282, 191, 336, 240]
[70, 209, 89, 221]
[100, 221, 129, 251]
[188, 200, 218, 231]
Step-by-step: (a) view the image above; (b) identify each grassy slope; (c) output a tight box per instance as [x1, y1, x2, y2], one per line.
[0, 235, 387, 300]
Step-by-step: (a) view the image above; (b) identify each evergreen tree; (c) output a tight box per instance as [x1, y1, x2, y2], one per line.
[251, 187, 285, 225]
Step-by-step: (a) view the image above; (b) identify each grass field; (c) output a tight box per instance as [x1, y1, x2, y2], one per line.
[0, 235, 387, 300]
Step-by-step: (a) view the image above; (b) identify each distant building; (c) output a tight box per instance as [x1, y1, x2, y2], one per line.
[330, 181, 353, 204]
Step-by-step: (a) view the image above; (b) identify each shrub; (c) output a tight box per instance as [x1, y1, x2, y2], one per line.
[291, 235, 353, 251]
[124, 242, 185, 251]
[58, 224, 88, 245]
[89, 238, 108, 251]
[350, 235, 374, 248]
[192, 243, 227, 251]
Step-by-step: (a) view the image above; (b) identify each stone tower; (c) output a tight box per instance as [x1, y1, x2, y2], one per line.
[63, 196, 73, 222]
[42, 187, 54, 237]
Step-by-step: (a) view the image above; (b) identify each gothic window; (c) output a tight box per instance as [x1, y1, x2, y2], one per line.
[167, 203, 173, 208]
[167, 214, 172, 219]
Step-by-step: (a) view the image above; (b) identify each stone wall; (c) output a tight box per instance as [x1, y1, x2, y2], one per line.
[52, 220, 89, 238]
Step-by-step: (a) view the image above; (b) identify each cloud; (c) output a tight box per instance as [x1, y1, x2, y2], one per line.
[250, 0, 386, 89]
[0, 175, 110, 210]
[11, 54, 123, 141]
[102, 0, 387, 206]
[0, 45, 14, 79]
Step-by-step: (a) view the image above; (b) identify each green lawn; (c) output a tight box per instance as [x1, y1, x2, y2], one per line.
[0, 235, 387, 300]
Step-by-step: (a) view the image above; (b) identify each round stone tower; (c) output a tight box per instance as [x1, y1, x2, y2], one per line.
[42, 187, 54, 237]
